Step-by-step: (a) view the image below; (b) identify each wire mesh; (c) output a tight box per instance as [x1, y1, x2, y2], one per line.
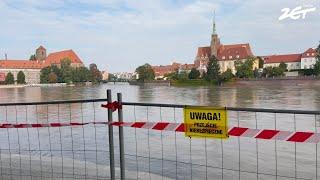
[121, 105, 320, 180]
[0, 102, 111, 180]
[0, 100, 320, 180]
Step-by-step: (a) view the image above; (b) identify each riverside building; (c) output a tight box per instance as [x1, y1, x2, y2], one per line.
[152, 14, 259, 79]
[0, 46, 84, 84]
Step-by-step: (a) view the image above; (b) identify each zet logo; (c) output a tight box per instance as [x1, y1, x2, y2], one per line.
[278, 5, 316, 21]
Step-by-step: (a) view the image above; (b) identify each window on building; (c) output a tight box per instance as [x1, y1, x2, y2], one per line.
[307, 53, 309, 56]
[222, 56, 225, 59]
[236, 55, 240, 58]
[229, 56, 232, 59]
[312, 53, 315, 56]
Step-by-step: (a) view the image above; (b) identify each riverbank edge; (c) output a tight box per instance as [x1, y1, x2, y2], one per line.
[129, 77, 320, 87]
[0, 83, 68, 89]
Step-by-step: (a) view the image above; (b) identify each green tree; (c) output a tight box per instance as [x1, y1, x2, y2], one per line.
[72, 67, 90, 83]
[51, 65, 63, 82]
[314, 43, 320, 76]
[108, 73, 117, 81]
[220, 68, 234, 82]
[17, 71, 26, 84]
[48, 72, 58, 83]
[89, 63, 102, 83]
[164, 70, 179, 80]
[29, 54, 36, 61]
[258, 57, 264, 69]
[135, 63, 155, 82]
[279, 62, 287, 71]
[60, 58, 73, 83]
[5, 72, 14, 84]
[234, 58, 254, 78]
[40, 67, 50, 83]
[177, 71, 188, 81]
[205, 55, 220, 81]
[188, 68, 200, 79]
[263, 66, 284, 77]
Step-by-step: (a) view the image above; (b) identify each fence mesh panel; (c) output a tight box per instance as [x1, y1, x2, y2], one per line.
[0, 100, 319, 180]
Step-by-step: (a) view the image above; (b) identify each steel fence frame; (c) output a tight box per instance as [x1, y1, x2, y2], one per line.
[1, 89, 320, 179]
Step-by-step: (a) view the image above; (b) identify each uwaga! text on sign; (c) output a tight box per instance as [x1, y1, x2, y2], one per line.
[184, 106, 228, 138]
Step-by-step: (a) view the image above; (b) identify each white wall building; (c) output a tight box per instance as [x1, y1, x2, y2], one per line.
[113, 72, 134, 80]
[262, 54, 301, 71]
[301, 48, 317, 69]
[262, 48, 318, 71]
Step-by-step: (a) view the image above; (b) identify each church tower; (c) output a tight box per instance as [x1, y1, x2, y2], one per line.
[36, 45, 47, 61]
[210, 11, 220, 57]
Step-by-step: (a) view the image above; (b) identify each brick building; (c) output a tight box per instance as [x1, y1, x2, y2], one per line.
[151, 14, 258, 78]
[0, 46, 84, 84]
[194, 15, 258, 74]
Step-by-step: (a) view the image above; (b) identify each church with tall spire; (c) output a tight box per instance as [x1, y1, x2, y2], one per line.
[194, 12, 258, 74]
[151, 12, 258, 79]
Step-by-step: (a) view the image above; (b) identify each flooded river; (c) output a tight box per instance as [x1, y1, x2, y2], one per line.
[0, 82, 320, 179]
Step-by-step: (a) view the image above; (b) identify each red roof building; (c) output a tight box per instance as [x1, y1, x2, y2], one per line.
[262, 54, 301, 64]
[0, 47, 84, 70]
[193, 17, 256, 74]
[44, 49, 83, 67]
[302, 48, 317, 58]
[0, 46, 84, 84]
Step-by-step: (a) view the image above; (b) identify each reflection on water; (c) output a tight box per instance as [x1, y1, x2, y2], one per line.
[1, 82, 320, 110]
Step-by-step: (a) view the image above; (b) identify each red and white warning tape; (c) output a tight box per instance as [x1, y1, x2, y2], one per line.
[0, 121, 319, 143]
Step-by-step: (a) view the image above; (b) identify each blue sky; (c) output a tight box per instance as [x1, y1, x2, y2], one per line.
[0, 0, 319, 72]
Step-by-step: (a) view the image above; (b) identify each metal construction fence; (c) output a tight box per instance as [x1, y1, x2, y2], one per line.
[0, 89, 320, 179]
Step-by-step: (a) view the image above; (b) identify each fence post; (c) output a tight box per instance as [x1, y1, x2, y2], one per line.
[117, 93, 125, 180]
[107, 89, 115, 179]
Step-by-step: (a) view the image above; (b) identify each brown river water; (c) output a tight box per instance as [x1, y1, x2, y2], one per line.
[0, 82, 320, 179]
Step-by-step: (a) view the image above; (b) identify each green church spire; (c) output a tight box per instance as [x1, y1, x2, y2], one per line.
[212, 10, 216, 35]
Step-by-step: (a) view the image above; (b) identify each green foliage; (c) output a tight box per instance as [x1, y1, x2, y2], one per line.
[17, 71, 26, 84]
[40, 67, 50, 83]
[60, 58, 73, 84]
[263, 66, 285, 77]
[234, 58, 254, 78]
[89, 63, 102, 83]
[40, 59, 94, 84]
[220, 68, 234, 82]
[177, 71, 188, 81]
[108, 73, 117, 81]
[164, 71, 178, 80]
[5, 72, 14, 84]
[48, 72, 58, 83]
[135, 63, 155, 82]
[205, 55, 220, 81]
[314, 43, 320, 76]
[29, 54, 36, 61]
[188, 68, 200, 79]
[258, 57, 264, 69]
[316, 42, 320, 61]
[279, 62, 287, 71]
[72, 67, 90, 83]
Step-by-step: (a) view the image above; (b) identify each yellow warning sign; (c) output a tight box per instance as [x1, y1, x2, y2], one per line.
[184, 106, 228, 138]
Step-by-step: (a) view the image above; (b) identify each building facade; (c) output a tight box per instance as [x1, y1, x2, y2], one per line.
[0, 46, 84, 84]
[262, 48, 317, 70]
[194, 15, 258, 74]
[301, 48, 317, 69]
[262, 54, 301, 71]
